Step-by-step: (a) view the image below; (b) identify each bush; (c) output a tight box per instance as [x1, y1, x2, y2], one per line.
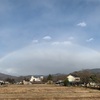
[64, 78, 69, 86]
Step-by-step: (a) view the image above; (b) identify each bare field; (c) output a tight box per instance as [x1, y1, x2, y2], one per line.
[0, 84, 100, 100]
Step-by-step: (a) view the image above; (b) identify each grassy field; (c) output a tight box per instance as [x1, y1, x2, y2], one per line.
[0, 84, 100, 100]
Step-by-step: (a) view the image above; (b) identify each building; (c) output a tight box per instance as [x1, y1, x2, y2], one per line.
[30, 76, 43, 82]
[0, 80, 5, 85]
[67, 75, 80, 83]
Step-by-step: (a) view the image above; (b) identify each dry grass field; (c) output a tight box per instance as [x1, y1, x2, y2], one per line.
[0, 84, 100, 100]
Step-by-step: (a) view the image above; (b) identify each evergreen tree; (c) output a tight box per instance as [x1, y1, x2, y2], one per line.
[47, 74, 52, 80]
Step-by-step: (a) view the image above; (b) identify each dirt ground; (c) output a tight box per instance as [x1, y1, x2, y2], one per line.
[0, 84, 100, 100]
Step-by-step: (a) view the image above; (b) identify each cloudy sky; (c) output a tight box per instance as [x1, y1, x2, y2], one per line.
[0, 0, 100, 75]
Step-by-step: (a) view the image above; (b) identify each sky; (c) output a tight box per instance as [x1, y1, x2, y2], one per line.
[0, 0, 100, 75]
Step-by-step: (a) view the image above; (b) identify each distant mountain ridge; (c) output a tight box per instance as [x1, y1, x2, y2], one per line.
[87, 68, 100, 73]
[0, 73, 17, 80]
[0, 68, 100, 81]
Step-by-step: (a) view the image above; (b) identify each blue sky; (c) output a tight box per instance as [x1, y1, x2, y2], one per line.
[0, 0, 100, 75]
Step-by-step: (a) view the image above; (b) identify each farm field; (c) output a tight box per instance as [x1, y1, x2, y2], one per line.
[0, 84, 100, 100]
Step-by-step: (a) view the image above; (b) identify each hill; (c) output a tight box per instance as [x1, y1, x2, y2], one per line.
[71, 68, 100, 74]
[0, 68, 100, 81]
[87, 68, 100, 73]
[0, 73, 17, 80]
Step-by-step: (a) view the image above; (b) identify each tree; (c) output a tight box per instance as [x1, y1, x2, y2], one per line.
[72, 70, 92, 85]
[47, 74, 52, 81]
[78, 71, 91, 86]
[23, 77, 29, 81]
[63, 78, 69, 86]
[5, 78, 15, 84]
[42, 77, 47, 82]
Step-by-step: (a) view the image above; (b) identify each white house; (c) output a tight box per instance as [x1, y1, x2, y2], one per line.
[67, 75, 80, 83]
[0, 80, 4, 85]
[22, 80, 31, 85]
[30, 76, 43, 82]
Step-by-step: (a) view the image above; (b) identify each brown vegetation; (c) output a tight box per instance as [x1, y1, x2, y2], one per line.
[0, 84, 100, 100]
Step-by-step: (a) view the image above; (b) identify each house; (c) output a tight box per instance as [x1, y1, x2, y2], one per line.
[22, 80, 31, 85]
[0, 80, 5, 85]
[30, 76, 43, 82]
[67, 75, 80, 83]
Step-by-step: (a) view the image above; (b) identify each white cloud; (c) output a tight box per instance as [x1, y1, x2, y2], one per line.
[77, 22, 87, 27]
[86, 38, 94, 42]
[51, 41, 72, 45]
[32, 40, 38, 43]
[43, 36, 52, 40]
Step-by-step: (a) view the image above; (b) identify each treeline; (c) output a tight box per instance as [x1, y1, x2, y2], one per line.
[42, 74, 67, 82]
[1, 69, 100, 85]
[71, 70, 100, 84]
